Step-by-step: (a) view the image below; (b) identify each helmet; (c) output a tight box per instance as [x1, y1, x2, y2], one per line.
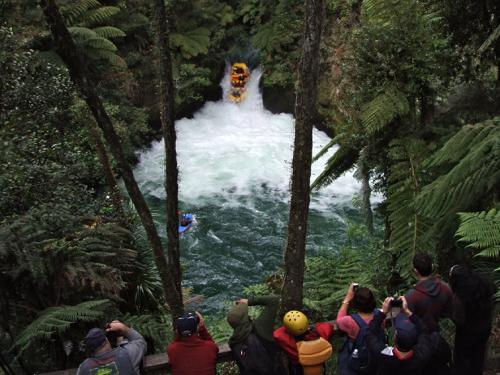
[283, 310, 309, 335]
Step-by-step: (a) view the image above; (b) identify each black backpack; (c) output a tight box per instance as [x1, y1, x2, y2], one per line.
[231, 332, 275, 375]
[339, 314, 381, 374]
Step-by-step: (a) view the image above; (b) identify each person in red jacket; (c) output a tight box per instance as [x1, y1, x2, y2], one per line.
[274, 310, 335, 375]
[167, 311, 218, 375]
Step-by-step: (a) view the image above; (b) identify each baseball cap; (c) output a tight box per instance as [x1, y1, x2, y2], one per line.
[84, 328, 107, 352]
[176, 313, 199, 336]
[394, 313, 418, 351]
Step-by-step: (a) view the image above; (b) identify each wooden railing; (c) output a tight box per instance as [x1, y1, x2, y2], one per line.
[40, 343, 234, 375]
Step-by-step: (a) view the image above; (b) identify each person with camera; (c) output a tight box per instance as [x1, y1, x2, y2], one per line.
[365, 296, 435, 375]
[227, 295, 284, 374]
[167, 311, 218, 375]
[337, 283, 381, 375]
[405, 253, 454, 333]
[77, 320, 147, 375]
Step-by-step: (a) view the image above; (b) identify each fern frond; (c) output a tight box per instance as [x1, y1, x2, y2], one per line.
[82, 37, 118, 52]
[93, 26, 126, 39]
[61, 0, 100, 25]
[83, 6, 121, 27]
[311, 145, 360, 190]
[13, 300, 110, 355]
[387, 139, 433, 278]
[479, 24, 500, 55]
[418, 120, 500, 218]
[312, 135, 343, 163]
[68, 26, 98, 41]
[456, 209, 500, 259]
[85, 48, 126, 67]
[361, 86, 409, 135]
[170, 28, 211, 59]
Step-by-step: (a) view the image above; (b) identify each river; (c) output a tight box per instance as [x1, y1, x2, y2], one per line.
[133, 69, 363, 313]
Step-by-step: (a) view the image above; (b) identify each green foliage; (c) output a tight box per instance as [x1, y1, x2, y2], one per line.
[387, 139, 433, 277]
[59, 0, 126, 67]
[456, 209, 500, 261]
[122, 313, 172, 352]
[304, 224, 385, 318]
[13, 300, 111, 356]
[311, 144, 360, 190]
[417, 118, 500, 219]
[478, 24, 500, 55]
[171, 28, 210, 59]
[361, 86, 409, 135]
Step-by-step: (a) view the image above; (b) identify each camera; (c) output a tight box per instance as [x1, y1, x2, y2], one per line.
[390, 297, 403, 307]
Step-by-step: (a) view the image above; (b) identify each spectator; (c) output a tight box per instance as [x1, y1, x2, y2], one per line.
[337, 283, 380, 375]
[274, 310, 334, 375]
[77, 320, 146, 375]
[405, 253, 453, 332]
[365, 296, 434, 375]
[227, 295, 282, 374]
[450, 264, 497, 375]
[167, 311, 218, 375]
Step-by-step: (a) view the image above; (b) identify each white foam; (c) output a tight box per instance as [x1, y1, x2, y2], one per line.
[133, 68, 361, 211]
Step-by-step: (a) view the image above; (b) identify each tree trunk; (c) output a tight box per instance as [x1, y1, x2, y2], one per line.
[281, 0, 325, 313]
[87, 121, 127, 225]
[154, 0, 183, 313]
[359, 157, 374, 234]
[39, 0, 183, 317]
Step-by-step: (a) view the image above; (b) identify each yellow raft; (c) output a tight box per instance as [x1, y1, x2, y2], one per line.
[228, 63, 250, 103]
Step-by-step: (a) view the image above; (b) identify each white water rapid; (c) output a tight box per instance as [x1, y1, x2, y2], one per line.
[133, 69, 362, 312]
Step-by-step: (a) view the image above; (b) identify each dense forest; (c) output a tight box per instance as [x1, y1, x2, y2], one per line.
[0, 0, 499, 374]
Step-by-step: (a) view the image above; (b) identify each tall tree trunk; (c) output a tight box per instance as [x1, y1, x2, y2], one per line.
[87, 121, 127, 225]
[39, 0, 184, 317]
[281, 0, 325, 313]
[359, 155, 374, 234]
[155, 0, 182, 306]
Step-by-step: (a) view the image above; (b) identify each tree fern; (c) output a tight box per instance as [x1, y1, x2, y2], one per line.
[13, 300, 110, 356]
[170, 28, 210, 59]
[121, 313, 172, 352]
[387, 139, 434, 278]
[456, 209, 500, 260]
[311, 145, 360, 190]
[93, 26, 126, 39]
[417, 118, 500, 218]
[83, 6, 121, 27]
[361, 86, 409, 135]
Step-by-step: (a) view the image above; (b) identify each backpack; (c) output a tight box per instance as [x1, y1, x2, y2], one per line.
[339, 314, 381, 375]
[231, 332, 275, 375]
[297, 326, 333, 375]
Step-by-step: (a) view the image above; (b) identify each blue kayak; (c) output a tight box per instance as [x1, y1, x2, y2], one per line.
[179, 213, 194, 234]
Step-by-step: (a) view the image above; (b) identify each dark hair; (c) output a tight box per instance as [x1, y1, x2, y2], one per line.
[352, 287, 376, 313]
[413, 253, 433, 276]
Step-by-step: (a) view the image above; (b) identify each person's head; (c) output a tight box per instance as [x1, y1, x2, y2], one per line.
[84, 328, 111, 355]
[352, 287, 376, 313]
[413, 253, 433, 277]
[283, 310, 309, 336]
[175, 312, 200, 337]
[393, 314, 418, 352]
[227, 301, 250, 328]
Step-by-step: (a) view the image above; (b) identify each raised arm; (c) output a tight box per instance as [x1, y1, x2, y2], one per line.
[250, 295, 279, 342]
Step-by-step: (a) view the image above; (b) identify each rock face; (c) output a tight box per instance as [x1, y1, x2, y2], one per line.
[262, 84, 295, 114]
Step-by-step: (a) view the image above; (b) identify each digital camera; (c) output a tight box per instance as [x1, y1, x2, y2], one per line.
[390, 297, 403, 307]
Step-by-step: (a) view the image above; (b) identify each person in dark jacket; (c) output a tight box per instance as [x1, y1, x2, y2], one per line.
[167, 311, 218, 375]
[366, 296, 434, 375]
[227, 295, 282, 375]
[77, 320, 146, 375]
[405, 253, 454, 332]
[449, 264, 497, 375]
